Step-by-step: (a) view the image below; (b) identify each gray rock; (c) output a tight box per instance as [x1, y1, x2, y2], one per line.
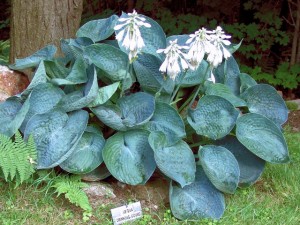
[83, 182, 116, 199]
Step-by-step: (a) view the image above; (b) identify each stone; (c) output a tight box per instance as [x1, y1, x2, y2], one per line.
[83, 182, 116, 199]
[0, 65, 29, 102]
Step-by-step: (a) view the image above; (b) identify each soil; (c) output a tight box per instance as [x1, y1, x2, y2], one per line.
[284, 110, 300, 132]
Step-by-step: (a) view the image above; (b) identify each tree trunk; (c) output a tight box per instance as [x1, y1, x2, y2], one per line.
[291, 0, 300, 65]
[9, 0, 83, 68]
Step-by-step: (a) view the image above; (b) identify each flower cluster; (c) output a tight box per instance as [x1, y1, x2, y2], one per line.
[114, 10, 232, 82]
[114, 10, 151, 62]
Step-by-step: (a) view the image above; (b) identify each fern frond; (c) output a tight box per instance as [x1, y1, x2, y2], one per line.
[0, 131, 37, 185]
[52, 175, 91, 211]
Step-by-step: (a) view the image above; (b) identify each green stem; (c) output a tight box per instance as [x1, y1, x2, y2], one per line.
[178, 88, 196, 113]
[120, 61, 131, 97]
[170, 71, 188, 104]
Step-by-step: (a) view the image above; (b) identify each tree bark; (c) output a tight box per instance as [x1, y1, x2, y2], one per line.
[291, 0, 300, 65]
[10, 0, 83, 66]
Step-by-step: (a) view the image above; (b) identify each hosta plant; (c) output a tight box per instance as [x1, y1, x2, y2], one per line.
[1, 10, 289, 220]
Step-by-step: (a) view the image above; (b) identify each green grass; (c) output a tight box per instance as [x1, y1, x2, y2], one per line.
[0, 128, 300, 225]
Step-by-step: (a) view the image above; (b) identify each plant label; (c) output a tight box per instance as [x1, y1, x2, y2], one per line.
[111, 201, 143, 225]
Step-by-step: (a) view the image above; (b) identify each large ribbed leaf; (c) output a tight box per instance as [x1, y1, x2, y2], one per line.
[133, 53, 174, 94]
[241, 84, 288, 125]
[84, 44, 129, 81]
[170, 166, 225, 220]
[0, 96, 30, 137]
[148, 132, 195, 187]
[145, 102, 185, 144]
[239, 73, 257, 93]
[205, 83, 246, 107]
[25, 110, 88, 169]
[214, 56, 240, 95]
[91, 92, 155, 130]
[57, 66, 98, 112]
[81, 164, 111, 182]
[44, 59, 70, 79]
[102, 130, 156, 185]
[60, 126, 105, 174]
[77, 15, 118, 42]
[236, 113, 289, 163]
[10, 45, 56, 70]
[20, 83, 65, 131]
[187, 95, 239, 140]
[217, 136, 265, 187]
[51, 57, 88, 85]
[88, 82, 120, 107]
[90, 103, 127, 131]
[115, 12, 166, 59]
[199, 145, 240, 194]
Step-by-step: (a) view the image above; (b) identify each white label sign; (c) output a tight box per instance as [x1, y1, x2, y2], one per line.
[111, 202, 143, 225]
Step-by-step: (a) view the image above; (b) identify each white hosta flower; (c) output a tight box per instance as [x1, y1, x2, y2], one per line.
[157, 39, 190, 80]
[114, 10, 151, 62]
[208, 71, 216, 83]
[207, 26, 231, 67]
[186, 28, 213, 70]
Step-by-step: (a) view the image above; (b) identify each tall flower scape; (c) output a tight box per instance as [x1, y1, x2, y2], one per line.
[2, 9, 289, 221]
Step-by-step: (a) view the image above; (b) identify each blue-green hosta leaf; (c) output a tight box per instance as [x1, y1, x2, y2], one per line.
[228, 40, 243, 54]
[51, 57, 87, 85]
[205, 83, 246, 107]
[199, 145, 239, 194]
[10, 45, 57, 70]
[102, 130, 156, 185]
[61, 37, 94, 60]
[90, 103, 127, 131]
[217, 136, 265, 187]
[236, 113, 289, 163]
[0, 96, 30, 137]
[118, 92, 155, 128]
[81, 164, 111, 181]
[21, 61, 47, 97]
[57, 65, 98, 112]
[25, 110, 89, 169]
[239, 73, 257, 93]
[241, 84, 288, 125]
[60, 126, 105, 174]
[76, 15, 118, 42]
[175, 60, 210, 87]
[148, 132, 196, 187]
[88, 82, 120, 107]
[44, 59, 70, 79]
[166, 35, 189, 45]
[133, 53, 175, 94]
[145, 102, 185, 144]
[115, 12, 166, 59]
[20, 83, 65, 131]
[187, 95, 239, 140]
[214, 56, 241, 95]
[84, 43, 129, 81]
[170, 166, 225, 220]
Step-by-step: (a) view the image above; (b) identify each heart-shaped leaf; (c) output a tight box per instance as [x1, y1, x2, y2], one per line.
[217, 135, 265, 187]
[187, 95, 239, 140]
[60, 126, 106, 174]
[10, 45, 57, 70]
[170, 166, 225, 220]
[236, 113, 289, 163]
[76, 15, 119, 42]
[24, 110, 88, 169]
[81, 164, 111, 182]
[239, 73, 257, 93]
[61, 37, 94, 60]
[148, 132, 196, 187]
[241, 84, 288, 125]
[199, 145, 240, 194]
[144, 102, 185, 144]
[84, 43, 129, 81]
[102, 130, 156, 185]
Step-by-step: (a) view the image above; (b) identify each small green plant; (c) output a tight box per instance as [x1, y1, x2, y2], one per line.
[0, 40, 10, 65]
[0, 131, 36, 186]
[1, 9, 290, 222]
[285, 101, 299, 111]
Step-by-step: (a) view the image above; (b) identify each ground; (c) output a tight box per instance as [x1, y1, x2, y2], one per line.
[285, 110, 300, 131]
